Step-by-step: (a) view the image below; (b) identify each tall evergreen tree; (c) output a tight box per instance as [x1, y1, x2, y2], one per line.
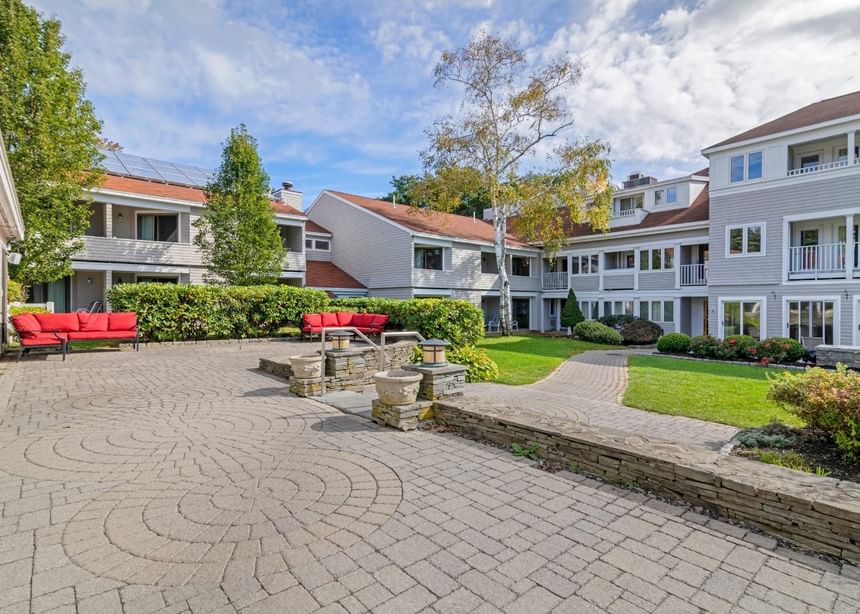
[560, 288, 585, 328]
[0, 0, 104, 284]
[194, 125, 286, 285]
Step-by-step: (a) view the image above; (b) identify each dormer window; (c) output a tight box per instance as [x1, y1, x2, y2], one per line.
[666, 187, 677, 204]
[730, 155, 744, 183]
[748, 152, 763, 179]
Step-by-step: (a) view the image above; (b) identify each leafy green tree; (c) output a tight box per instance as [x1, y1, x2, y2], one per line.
[381, 175, 420, 205]
[383, 172, 491, 218]
[417, 35, 613, 334]
[193, 125, 286, 285]
[560, 289, 585, 328]
[0, 0, 104, 284]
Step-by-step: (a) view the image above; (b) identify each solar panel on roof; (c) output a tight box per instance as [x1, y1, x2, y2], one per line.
[98, 149, 214, 188]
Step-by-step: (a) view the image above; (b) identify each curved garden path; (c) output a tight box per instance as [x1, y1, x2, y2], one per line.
[462, 350, 739, 451]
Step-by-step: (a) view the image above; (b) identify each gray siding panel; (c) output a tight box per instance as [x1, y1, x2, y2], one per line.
[603, 273, 634, 290]
[639, 272, 676, 291]
[571, 276, 599, 292]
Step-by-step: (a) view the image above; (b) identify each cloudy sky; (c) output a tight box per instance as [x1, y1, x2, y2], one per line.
[30, 0, 860, 206]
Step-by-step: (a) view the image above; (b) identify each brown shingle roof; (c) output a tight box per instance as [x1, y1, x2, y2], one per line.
[305, 219, 331, 234]
[559, 185, 709, 238]
[708, 90, 860, 149]
[326, 190, 529, 247]
[99, 173, 305, 217]
[305, 260, 365, 289]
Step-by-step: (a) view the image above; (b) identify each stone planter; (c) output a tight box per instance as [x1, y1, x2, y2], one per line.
[373, 370, 423, 405]
[290, 354, 322, 379]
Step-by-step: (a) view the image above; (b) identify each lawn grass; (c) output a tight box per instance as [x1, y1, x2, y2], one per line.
[477, 334, 617, 385]
[623, 355, 803, 429]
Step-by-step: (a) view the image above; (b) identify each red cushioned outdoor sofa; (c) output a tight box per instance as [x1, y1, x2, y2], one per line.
[11, 312, 139, 360]
[301, 312, 388, 341]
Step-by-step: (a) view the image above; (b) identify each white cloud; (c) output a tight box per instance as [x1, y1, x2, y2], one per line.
[372, 21, 450, 63]
[542, 0, 860, 169]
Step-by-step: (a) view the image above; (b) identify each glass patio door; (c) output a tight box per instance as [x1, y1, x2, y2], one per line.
[787, 300, 834, 345]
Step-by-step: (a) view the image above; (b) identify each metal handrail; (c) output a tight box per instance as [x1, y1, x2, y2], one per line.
[379, 331, 425, 371]
[319, 327, 380, 396]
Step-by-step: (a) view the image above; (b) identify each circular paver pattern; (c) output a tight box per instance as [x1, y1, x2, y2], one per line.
[62, 448, 402, 586]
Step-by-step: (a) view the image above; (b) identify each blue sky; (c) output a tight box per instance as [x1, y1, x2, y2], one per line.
[30, 0, 860, 208]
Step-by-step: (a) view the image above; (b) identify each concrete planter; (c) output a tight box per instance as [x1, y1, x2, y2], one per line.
[373, 370, 422, 405]
[290, 354, 322, 379]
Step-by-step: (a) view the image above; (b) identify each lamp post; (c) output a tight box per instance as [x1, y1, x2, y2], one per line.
[419, 339, 449, 367]
[329, 330, 352, 352]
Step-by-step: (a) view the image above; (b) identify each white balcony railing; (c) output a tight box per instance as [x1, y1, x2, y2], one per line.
[788, 243, 845, 278]
[542, 271, 568, 290]
[613, 207, 637, 218]
[680, 263, 707, 286]
[787, 157, 859, 177]
[283, 251, 306, 271]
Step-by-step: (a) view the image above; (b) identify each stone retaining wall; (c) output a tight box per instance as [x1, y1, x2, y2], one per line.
[433, 401, 860, 564]
[816, 345, 860, 369]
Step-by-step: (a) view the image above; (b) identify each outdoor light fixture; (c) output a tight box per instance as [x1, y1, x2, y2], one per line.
[117, 212, 124, 221]
[329, 330, 352, 352]
[86, 277, 93, 284]
[419, 338, 450, 366]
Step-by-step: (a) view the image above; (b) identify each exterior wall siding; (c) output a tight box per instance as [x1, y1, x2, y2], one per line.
[639, 271, 676, 291]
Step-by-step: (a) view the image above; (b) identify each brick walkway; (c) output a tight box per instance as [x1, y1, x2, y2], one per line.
[0, 344, 858, 613]
[463, 351, 738, 450]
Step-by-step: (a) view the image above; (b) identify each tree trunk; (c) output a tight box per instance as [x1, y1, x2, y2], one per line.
[493, 212, 513, 335]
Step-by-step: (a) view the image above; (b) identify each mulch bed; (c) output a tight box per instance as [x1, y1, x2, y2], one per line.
[732, 423, 860, 482]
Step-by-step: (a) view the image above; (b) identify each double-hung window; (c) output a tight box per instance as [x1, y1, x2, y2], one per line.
[640, 300, 674, 323]
[727, 224, 764, 256]
[722, 300, 763, 339]
[571, 254, 599, 275]
[639, 247, 674, 271]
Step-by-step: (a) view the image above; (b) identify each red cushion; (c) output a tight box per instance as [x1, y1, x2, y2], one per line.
[321, 312, 339, 328]
[350, 313, 368, 326]
[68, 331, 137, 340]
[11, 314, 41, 338]
[20, 333, 66, 346]
[336, 312, 354, 327]
[78, 313, 109, 332]
[303, 314, 322, 329]
[34, 312, 80, 332]
[371, 314, 389, 327]
[108, 312, 137, 331]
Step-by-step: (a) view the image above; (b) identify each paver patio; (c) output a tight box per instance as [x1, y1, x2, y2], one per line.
[464, 350, 739, 450]
[0, 342, 858, 613]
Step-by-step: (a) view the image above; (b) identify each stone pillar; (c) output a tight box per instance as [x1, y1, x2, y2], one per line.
[402, 363, 467, 401]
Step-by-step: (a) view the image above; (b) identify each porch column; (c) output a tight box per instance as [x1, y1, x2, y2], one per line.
[598, 250, 605, 291]
[848, 130, 857, 165]
[104, 203, 113, 238]
[104, 270, 112, 310]
[633, 249, 640, 290]
[539, 299, 545, 332]
[674, 243, 682, 289]
[556, 299, 561, 331]
[847, 213, 855, 280]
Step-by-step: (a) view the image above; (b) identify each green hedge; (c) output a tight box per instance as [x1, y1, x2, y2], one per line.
[329, 297, 484, 347]
[106, 283, 329, 341]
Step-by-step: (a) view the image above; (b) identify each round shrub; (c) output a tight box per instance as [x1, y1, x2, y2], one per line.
[689, 335, 719, 358]
[758, 337, 805, 364]
[9, 305, 49, 316]
[717, 335, 760, 361]
[598, 314, 636, 330]
[446, 346, 499, 382]
[574, 321, 623, 345]
[620, 320, 663, 345]
[656, 332, 691, 354]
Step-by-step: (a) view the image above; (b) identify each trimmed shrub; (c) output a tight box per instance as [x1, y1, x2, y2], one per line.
[768, 365, 860, 458]
[689, 335, 719, 358]
[106, 283, 330, 341]
[758, 337, 805, 364]
[657, 332, 691, 354]
[9, 305, 49, 316]
[599, 313, 636, 330]
[716, 335, 760, 361]
[620, 319, 663, 345]
[447, 346, 499, 382]
[560, 289, 584, 328]
[7, 279, 26, 303]
[330, 297, 483, 348]
[574, 321, 623, 345]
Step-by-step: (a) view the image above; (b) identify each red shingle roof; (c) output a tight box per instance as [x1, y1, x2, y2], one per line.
[326, 190, 528, 247]
[305, 219, 331, 234]
[98, 173, 305, 217]
[305, 261, 365, 289]
[559, 186, 709, 238]
[708, 90, 860, 149]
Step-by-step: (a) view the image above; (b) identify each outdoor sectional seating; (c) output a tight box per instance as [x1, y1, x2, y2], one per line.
[301, 312, 389, 341]
[11, 312, 139, 360]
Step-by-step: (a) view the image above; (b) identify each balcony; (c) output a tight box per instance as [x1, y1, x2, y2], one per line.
[680, 263, 707, 286]
[283, 251, 306, 271]
[788, 243, 852, 280]
[787, 157, 859, 177]
[542, 271, 568, 290]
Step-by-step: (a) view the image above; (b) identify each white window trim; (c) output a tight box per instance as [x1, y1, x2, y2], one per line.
[729, 151, 765, 183]
[782, 295, 841, 346]
[134, 211, 181, 243]
[570, 253, 600, 276]
[730, 154, 745, 183]
[717, 296, 767, 340]
[725, 222, 766, 258]
[639, 246, 676, 272]
[307, 238, 330, 252]
[413, 245, 446, 272]
[510, 255, 533, 278]
[666, 186, 678, 204]
[639, 299, 675, 324]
